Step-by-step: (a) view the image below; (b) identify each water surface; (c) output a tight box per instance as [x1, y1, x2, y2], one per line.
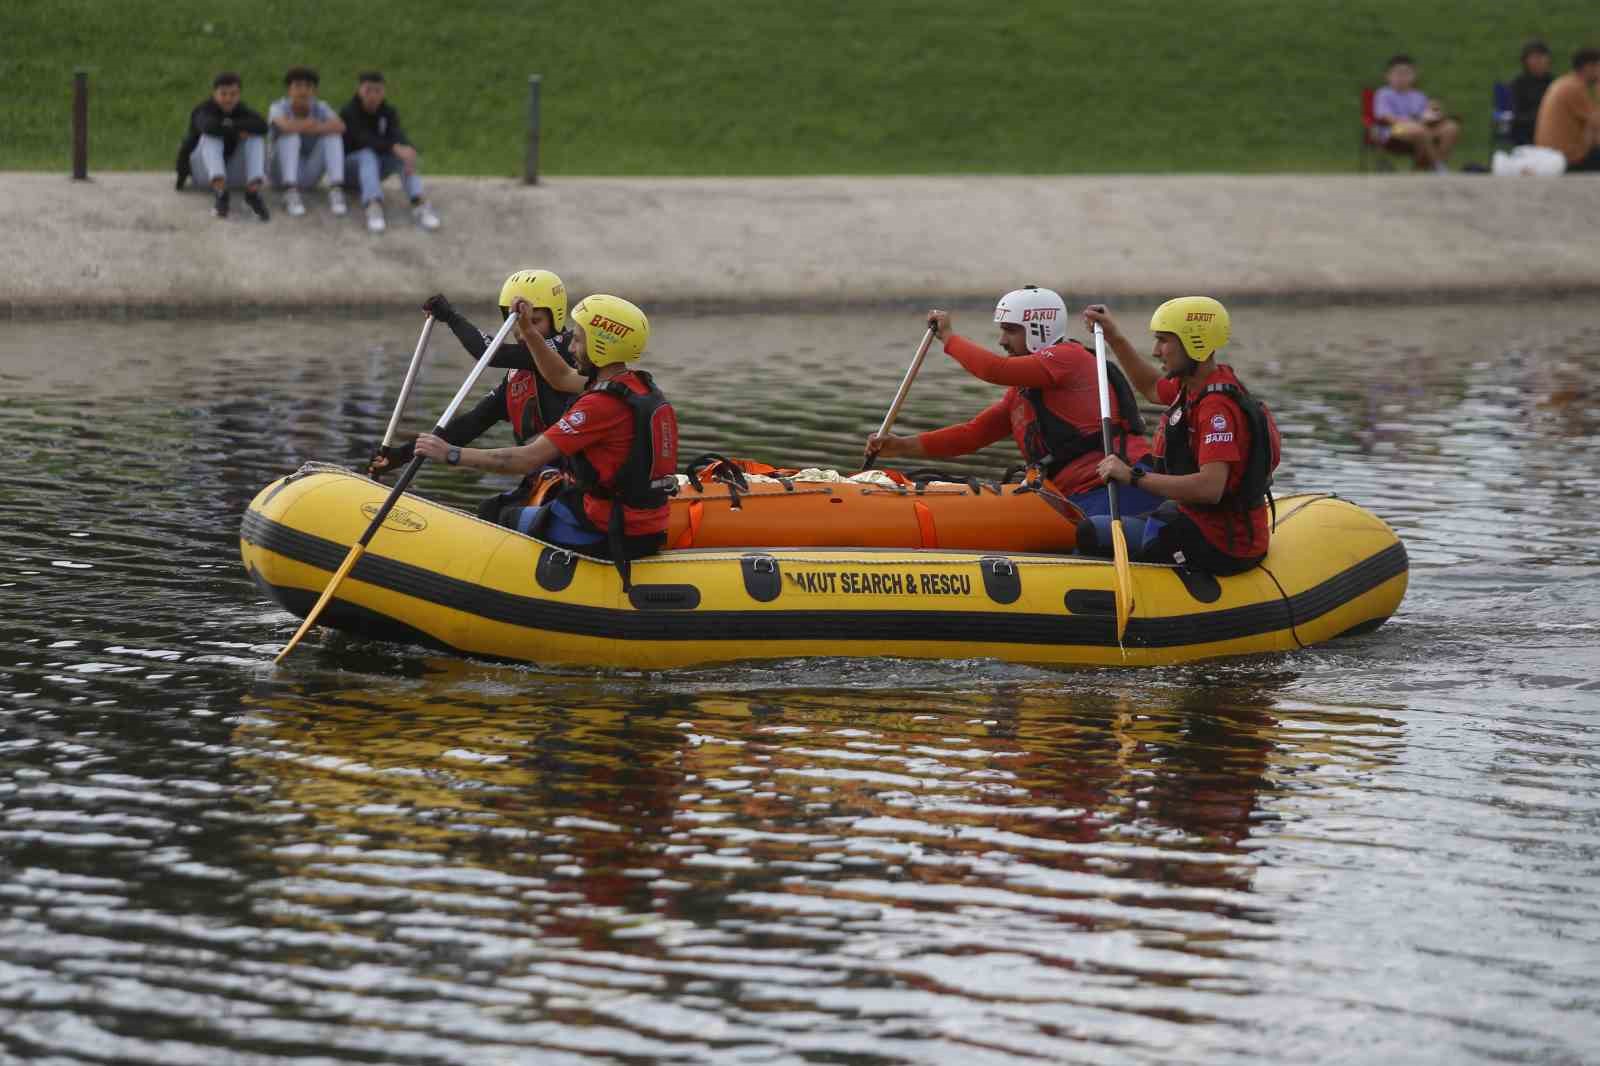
[2, 303, 1597, 1064]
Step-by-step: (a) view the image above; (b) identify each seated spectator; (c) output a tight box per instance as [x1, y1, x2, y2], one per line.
[339, 71, 441, 234]
[1509, 40, 1554, 146]
[1535, 47, 1600, 173]
[1372, 54, 1460, 173]
[175, 72, 271, 221]
[268, 66, 347, 218]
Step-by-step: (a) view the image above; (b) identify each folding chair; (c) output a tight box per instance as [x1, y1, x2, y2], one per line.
[1359, 88, 1398, 172]
[1491, 81, 1515, 149]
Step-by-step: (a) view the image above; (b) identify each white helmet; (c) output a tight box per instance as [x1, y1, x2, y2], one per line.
[993, 285, 1068, 353]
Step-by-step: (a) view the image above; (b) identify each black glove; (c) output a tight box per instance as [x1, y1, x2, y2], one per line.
[366, 441, 416, 479]
[422, 293, 457, 322]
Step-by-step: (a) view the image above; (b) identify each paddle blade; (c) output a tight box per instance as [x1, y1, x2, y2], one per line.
[1110, 519, 1134, 645]
[273, 542, 368, 664]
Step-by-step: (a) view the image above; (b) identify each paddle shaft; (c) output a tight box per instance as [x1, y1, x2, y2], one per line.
[367, 310, 523, 545]
[862, 326, 937, 471]
[380, 314, 436, 448]
[1092, 323, 1121, 523]
[274, 313, 520, 664]
[1094, 322, 1135, 647]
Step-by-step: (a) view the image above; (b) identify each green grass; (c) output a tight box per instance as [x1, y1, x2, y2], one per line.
[3, 0, 1595, 175]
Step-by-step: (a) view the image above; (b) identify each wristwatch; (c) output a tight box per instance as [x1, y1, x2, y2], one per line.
[1129, 465, 1147, 485]
[446, 447, 461, 466]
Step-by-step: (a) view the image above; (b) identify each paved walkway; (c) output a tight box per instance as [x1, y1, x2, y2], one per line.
[2, 171, 1595, 315]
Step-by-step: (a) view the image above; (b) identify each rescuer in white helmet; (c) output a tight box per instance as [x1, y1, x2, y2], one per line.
[865, 286, 1161, 516]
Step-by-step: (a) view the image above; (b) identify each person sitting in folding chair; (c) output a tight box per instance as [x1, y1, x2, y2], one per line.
[1372, 54, 1460, 173]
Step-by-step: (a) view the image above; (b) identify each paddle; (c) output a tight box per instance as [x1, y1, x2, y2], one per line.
[1093, 323, 1134, 645]
[378, 313, 436, 451]
[274, 312, 521, 665]
[862, 324, 937, 471]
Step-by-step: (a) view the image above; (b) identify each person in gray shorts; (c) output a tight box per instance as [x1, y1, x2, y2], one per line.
[268, 66, 348, 218]
[175, 71, 270, 221]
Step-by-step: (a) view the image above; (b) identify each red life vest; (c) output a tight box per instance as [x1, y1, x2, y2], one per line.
[503, 329, 579, 443]
[1156, 366, 1282, 556]
[1015, 351, 1147, 477]
[567, 370, 679, 564]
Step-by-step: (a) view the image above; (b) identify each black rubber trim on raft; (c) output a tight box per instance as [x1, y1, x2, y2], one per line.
[248, 562, 454, 651]
[1065, 590, 1116, 615]
[1176, 568, 1223, 603]
[629, 584, 701, 611]
[242, 510, 1407, 651]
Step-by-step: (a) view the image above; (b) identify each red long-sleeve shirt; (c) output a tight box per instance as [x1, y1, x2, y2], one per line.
[916, 335, 1151, 495]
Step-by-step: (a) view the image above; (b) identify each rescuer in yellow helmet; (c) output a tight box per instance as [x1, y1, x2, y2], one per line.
[368, 270, 591, 521]
[1077, 298, 1282, 575]
[415, 295, 679, 573]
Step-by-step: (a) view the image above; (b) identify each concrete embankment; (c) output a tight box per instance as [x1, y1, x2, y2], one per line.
[1, 171, 1596, 316]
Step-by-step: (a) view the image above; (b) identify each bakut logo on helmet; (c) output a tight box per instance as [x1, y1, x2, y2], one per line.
[1021, 308, 1058, 322]
[589, 313, 635, 338]
[1185, 312, 1216, 322]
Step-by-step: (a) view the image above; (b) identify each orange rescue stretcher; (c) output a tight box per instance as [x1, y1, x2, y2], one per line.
[657, 456, 1085, 552]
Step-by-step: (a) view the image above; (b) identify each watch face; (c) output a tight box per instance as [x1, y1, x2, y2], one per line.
[447, 447, 461, 465]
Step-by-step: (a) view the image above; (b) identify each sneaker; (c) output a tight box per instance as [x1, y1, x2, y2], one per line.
[328, 185, 348, 217]
[411, 201, 441, 231]
[284, 188, 306, 217]
[213, 189, 230, 219]
[243, 188, 271, 222]
[365, 200, 386, 233]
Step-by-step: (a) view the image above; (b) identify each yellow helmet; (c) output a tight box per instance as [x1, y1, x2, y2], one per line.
[572, 294, 649, 366]
[1149, 296, 1231, 362]
[498, 269, 567, 331]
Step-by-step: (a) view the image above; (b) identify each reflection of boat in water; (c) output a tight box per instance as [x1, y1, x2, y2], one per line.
[240, 465, 1407, 669]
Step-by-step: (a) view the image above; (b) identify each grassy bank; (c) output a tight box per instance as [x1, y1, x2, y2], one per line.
[5, 1, 1595, 176]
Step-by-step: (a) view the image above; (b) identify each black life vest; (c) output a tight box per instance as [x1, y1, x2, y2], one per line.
[1157, 378, 1280, 513]
[1020, 359, 1146, 478]
[566, 370, 679, 584]
[504, 328, 580, 444]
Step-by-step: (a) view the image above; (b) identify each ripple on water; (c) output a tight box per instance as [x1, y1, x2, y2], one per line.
[1, 305, 1599, 1064]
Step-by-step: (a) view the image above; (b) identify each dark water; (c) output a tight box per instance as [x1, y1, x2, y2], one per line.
[2, 304, 1598, 1064]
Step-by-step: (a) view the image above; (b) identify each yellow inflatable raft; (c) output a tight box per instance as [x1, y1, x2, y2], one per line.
[240, 465, 1408, 669]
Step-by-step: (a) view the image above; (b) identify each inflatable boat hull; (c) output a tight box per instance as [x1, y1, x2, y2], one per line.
[240, 468, 1408, 669]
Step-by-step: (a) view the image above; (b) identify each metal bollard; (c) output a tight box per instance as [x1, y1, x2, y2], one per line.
[72, 69, 89, 180]
[524, 74, 541, 185]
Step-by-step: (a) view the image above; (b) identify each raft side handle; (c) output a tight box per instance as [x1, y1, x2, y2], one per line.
[536, 546, 579, 592]
[740, 554, 782, 602]
[979, 556, 1021, 604]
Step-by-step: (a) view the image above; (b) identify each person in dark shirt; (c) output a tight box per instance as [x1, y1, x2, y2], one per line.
[1510, 40, 1554, 146]
[368, 270, 590, 523]
[174, 72, 271, 221]
[338, 71, 440, 234]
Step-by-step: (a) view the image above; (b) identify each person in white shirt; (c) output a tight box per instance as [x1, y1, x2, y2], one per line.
[268, 66, 348, 218]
